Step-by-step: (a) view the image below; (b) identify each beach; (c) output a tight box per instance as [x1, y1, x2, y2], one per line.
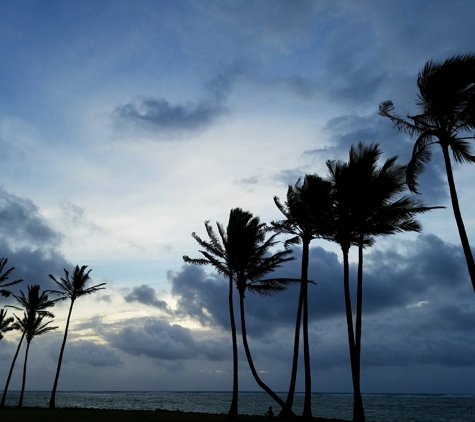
[0, 407, 348, 422]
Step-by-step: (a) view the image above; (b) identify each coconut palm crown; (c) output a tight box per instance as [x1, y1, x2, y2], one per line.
[379, 53, 475, 291]
[0, 258, 23, 298]
[0, 309, 15, 340]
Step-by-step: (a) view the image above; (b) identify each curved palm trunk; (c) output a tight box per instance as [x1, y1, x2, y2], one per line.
[301, 240, 313, 420]
[18, 340, 31, 408]
[227, 275, 239, 421]
[1, 332, 25, 407]
[441, 144, 475, 292]
[282, 239, 311, 418]
[49, 299, 75, 409]
[281, 282, 303, 418]
[238, 293, 286, 410]
[353, 242, 365, 422]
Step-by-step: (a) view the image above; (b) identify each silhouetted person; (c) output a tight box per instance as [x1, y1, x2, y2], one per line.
[265, 406, 274, 417]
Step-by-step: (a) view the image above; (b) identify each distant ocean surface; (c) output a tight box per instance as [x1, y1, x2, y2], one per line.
[2, 390, 474, 422]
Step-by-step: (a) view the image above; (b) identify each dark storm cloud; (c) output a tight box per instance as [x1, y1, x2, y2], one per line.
[113, 62, 249, 139]
[61, 340, 123, 367]
[169, 232, 472, 368]
[361, 234, 469, 314]
[0, 187, 60, 248]
[107, 317, 229, 362]
[124, 284, 171, 313]
[169, 265, 229, 328]
[0, 187, 71, 300]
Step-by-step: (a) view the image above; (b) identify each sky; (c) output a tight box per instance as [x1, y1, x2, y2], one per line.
[0, 0, 474, 397]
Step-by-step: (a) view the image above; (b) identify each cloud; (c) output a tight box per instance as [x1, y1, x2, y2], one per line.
[123, 284, 171, 312]
[273, 168, 306, 187]
[0, 187, 71, 301]
[169, 265, 229, 328]
[113, 62, 250, 140]
[60, 200, 105, 234]
[107, 317, 229, 362]
[234, 176, 259, 192]
[61, 340, 123, 367]
[0, 186, 61, 250]
[114, 98, 225, 138]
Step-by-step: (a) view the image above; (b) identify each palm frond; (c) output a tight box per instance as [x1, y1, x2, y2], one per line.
[451, 139, 475, 164]
[406, 134, 435, 193]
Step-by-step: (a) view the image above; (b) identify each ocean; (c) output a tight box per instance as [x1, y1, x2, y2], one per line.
[2, 390, 474, 422]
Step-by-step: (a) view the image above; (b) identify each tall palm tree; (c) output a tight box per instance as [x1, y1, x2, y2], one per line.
[184, 208, 296, 418]
[272, 174, 333, 419]
[47, 265, 106, 409]
[184, 218, 240, 421]
[379, 53, 475, 292]
[0, 258, 23, 297]
[0, 309, 15, 340]
[14, 311, 57, 407]
[326, 143, 438, 422]
[231, 209, 295, 411]
[1, 285, 56, 407]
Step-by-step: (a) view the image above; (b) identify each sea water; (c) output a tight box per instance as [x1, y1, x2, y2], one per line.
[2, 391, 474, 422]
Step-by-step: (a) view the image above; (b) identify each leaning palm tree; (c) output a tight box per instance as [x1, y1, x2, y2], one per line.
[47, 265, 106, 409]
[14, 311, 57, 407]
[379, 53, 475, 292]
[0, 258, 23, 297]
[1, 284, 56, 407]
[0, 309, 15, 340]
[272, 174, 333, 420]
[231, 209, 295, 411]
[184, 208, 296, 418]
[326, 143, 438, 422]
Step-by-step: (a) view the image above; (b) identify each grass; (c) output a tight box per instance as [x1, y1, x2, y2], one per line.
[0, 407, 349, 422]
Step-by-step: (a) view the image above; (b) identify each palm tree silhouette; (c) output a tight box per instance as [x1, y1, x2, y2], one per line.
[14, 310, 57, 407]
[47, 265, 106, 409]
[184, 217, 240, 420]
[327, 143, 437, 422]
[184, 208, 295, 418]
[0, 258, 23, 298]
[272, 174, 333, 419]
[1, 284, 56, 407]
[379, 53, 475, 292]
[0, 309, 15, 340]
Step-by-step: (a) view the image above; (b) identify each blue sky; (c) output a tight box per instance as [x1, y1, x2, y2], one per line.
[0, 0, 475, 397]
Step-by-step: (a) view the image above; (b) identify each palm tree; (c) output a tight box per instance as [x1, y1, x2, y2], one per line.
[1, 285, 56, 407]
[0, 258, 23, 297]
[379, 53, 475, 292]
[47, 265, 106, 409]
[184, 208, 296, 418]
[184, 218, 240, 420]
[326, 143, 438, 422]
[271, 174, 333, 419]
[14, 311, 57, 407]
[0, 309, 15, 340]
[231, 209, 295, 411]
